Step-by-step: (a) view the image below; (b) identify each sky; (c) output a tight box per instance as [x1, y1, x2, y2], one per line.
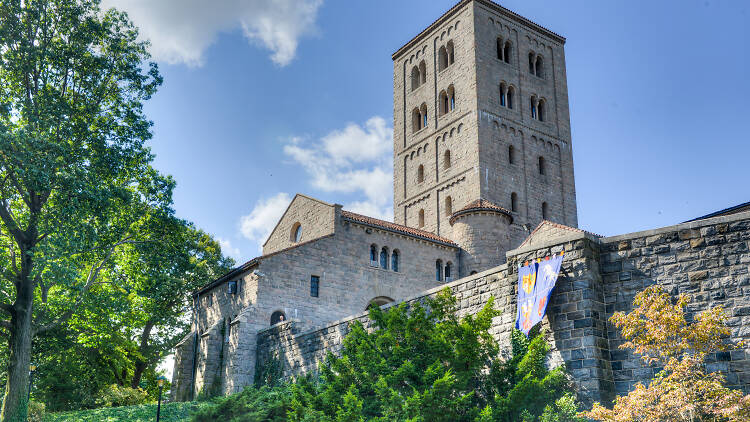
[104, 0, 750, 263]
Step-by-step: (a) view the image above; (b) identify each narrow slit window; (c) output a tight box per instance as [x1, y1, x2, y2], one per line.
[310, 275, 320, 297]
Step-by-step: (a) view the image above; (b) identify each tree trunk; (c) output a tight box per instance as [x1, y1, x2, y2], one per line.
[130, 320, 155, 389]
[0, 290, 33, 422]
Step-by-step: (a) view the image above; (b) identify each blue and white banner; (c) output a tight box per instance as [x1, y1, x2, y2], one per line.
[515, 253, 564, 336]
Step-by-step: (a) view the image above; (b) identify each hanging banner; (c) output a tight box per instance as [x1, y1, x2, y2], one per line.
[515, 253, 564, 336]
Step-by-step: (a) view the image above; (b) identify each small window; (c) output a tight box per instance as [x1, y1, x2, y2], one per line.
[443, 150, 451, 169]
[310, 275, 320, 297]
[507, 86, 514, 109]
[417, 165, 424, 183]
[418, 209, 425, 228]
[440, 91, 448, 115]
[228, 280, 238, 295]
[419, 60, 427, 85]
[508, 145, 515, 164]
[535, 56, 543, 78]
[538, 99, 546, 122]
[531, 96, 538, 120]
[448, 85, 455, 111]
[528, 52, 535, 74]
[496, 37, 504, 60]
[500, 83, 507, 107]
[503, 41, 512, 64]
[391, 250, 399, 272]
[380, 247, 388, 269]
[411, 66, 420, 91]
[447, 40, 455, 65]
[436, 259, 443, 282]
[290, 222, 302, 243]
[370, 244, 378, 264]
[270, 310, 286, 325]
[438, 46, 448, 71]
[511, 192, 518, 212]
[445, 262, 452, 280]
[538, 156, 545, 175]
[542, 202, 549, 220]
[445, 196, 453, 216]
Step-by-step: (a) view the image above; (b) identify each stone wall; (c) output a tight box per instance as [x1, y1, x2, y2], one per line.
[263, 194, 336, 255]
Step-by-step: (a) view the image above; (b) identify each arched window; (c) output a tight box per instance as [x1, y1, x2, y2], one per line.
[412, 108, 421, 133]
[538, 99, 546, 122]
[380, 247, 388, 269]
[391, 250, 399, 272]
[496, 37, 504, 60]
[443, 150, 451, 169]
[290, 222, 302, 243]
[411, 66, 420, 91]
[528, 52, 535, 74]
[445, 262, 453, 280]
[270, 310, 286, 325]
[470, 271, 478, 275]
[367, 296, 395, 310]
[531, 96, 538, 120]
[445, 196, 453, 216]
[420, 103, 428, 129]
[370, 244, 378, 263]
[507, 86, 514, 109]
[535, 55, 543, 78]
[418, 209, 425, 228]
[440, 90, 448, 115]
[436, 259, 443, 282]
[419, 60, 427, 85]
[511, 192, 518, 212]
[500, 82, 507, 107]
[438, 46, 448, 71]
[508, 145, 515, 164]
[417, 165, 424, 183]
[503, 41, 512, 64]
[542, 202, 549, 220]
[538, 156, 545, 175]
[448, 85, 455, 111]
[447, 40, 455, 65]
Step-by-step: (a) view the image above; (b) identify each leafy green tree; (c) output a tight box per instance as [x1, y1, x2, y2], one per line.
[0, 0, 164, 419]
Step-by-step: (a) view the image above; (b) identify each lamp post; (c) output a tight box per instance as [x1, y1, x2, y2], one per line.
[156, 377, 165, 422]
[27, 364, 36, 402]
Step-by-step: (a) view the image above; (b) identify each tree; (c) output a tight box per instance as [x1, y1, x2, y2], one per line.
[585, 286, 750, 422]
[0, 0, 163, 419]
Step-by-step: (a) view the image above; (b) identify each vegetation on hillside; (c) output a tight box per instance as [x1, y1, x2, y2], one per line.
[192, 289, 584, 422]
[42, 401, 207, 422]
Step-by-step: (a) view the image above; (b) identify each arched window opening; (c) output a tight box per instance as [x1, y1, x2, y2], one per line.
[436, 259, 443, 282]
[418, 209, 425, 228]
[445, 196, 453, 216]
[538, 156, 545, 175]
[443, 150, 451, 169]
[391, 250, 399, 272]
[511, 192, 518, 212]
[503, 41, 512, 64]
[367, 296, 395, 310]
[470, 271, 478, 275]
[448, 85, 455, 111]
[420, 103, 428, 129]
[530, 96, 538, 120]
[438, 46, 448, 71]
[411, 66, 420, 91]
[496, 37, 504, 60]
[445, 262, 453, 281]
[507, 86, 514, 109]
[290, 222, 302, 243]
[447, 40, 455, 65]
[500, 82, 507, 107]
[542, 202, 549, 220]
[538, 99, 546, 122]
[440, 90, 448, 115]
[270, 310, 286, 325]
[419, 60, 427, 85]
[380, 247, 388, 269]
[535, 56, 543, 78]
[417, 165, 424, 183]
[528, 52, 535, 74]
[370, 244, 378, 264]
[412, 108, 421, 133]
[508, 145, 515, 164]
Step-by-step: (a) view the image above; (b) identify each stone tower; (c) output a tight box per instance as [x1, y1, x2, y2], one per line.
[392, 0, 578, 276]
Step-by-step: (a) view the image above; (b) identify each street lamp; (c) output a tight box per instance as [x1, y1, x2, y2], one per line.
[28, 364, 36, 402]
[156, 376, 166, 422]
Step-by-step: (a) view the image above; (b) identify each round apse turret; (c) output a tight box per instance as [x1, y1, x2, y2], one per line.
[449, 199, 513, 277]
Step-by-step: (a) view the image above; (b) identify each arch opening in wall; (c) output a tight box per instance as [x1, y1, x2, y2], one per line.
[447, 40, 455, 65]
[538, 99, 546, 122]
[538, 156, 546, 175]
[506, 85, 514, 109]
[542, 202, 549, 220]
[530, 95, 538, 120]
[438, 45, 448, 71]
[535, 55, 543, 77]
[443, 150, 451, 169]
[290, 222, 302, 243]
[445, 196, 453, 216]
[448, 85, 455, 111]
[418, 60, 427, 85]
[503, 41, 512, 64]
[380, 247, 389, 269]
[436, 259, 443, 282]
[439, 90, 449, 115]
[417, 164, 424, 183]
[370, 244, 378, 265]
[496, 37, 504, 60]
[412, 108, 421, 133]
[528, 52, 535, 74]
[391, 249, 400, 272]
[270, 310, 286, 325]
[418, 209, 425, 228]
[367, 296, 395, 310]
[511, 192, 518, 212]
[508, 145, 515, 164]
[500, 82, 508, 107]
[411, 66, 420, 91]
[445, 261, 453, 281]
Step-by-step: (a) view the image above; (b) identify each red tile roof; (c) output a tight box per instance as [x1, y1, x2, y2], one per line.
[341, 210, 457, 246]
[449, 199, 513, 224]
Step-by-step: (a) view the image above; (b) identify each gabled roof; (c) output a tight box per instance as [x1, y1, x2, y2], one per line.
[449, 199, 513, 225]
[518, 220, 601, 249]
[341, 210, 457, 247]
[685, 201, 750, 223]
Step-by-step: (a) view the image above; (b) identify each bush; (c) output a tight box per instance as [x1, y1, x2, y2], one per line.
[96, 384, 150, 408]
[28, 400, 46, 422]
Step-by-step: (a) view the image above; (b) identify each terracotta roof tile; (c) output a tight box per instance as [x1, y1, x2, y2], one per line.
[341, 210, 457, 246]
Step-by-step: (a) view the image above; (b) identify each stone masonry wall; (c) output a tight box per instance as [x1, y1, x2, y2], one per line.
[263, 194, 336, 255]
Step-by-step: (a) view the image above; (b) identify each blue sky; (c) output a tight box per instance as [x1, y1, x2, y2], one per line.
[107, 0, 749, 262]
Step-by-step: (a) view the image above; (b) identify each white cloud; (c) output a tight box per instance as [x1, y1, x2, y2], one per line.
[216, 237, 242, 261]
[283, 116, 394, 221]
[239, 193, 292, 249]
[102, 0, 323, 66]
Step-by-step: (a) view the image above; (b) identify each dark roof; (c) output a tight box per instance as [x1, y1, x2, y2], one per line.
[449, 199, 513, 224]
[686, 201, 750, 223]
[392, 0, 565, 59]
[342, 210, 458, 246]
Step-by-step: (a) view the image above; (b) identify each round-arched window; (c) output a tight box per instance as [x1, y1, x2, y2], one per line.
[290, 222, 302, 243]
[270, 310, 286, 325]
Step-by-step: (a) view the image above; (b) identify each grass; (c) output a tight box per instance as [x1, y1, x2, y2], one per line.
[43, 401, 207, 422]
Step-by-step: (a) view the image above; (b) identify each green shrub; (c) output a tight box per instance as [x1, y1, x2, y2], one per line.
[28, 400, 46, 422]
[96, 384, 150, 407]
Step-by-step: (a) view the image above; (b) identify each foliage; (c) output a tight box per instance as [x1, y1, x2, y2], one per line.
[94, 384, 149, 408]
[193, 289, 581, 421]
[42, 401, 207, 422]
[585, 285, 750, 422]
[27, 401, 44, 422]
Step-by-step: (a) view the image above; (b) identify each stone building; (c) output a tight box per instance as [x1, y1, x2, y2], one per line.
[171, 0, 750, 404]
